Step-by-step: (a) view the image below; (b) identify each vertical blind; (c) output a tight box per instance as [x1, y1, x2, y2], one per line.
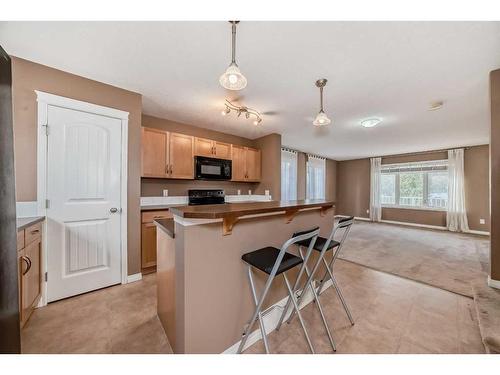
[281, 148, 298, 201]
[306, 155, 326, 200]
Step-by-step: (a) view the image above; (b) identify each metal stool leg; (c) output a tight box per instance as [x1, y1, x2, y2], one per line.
[247, 266, 270, 353]
[282, 247, 336, 351]
[318, 254, 354, 325]
[283, 273, 315, 354]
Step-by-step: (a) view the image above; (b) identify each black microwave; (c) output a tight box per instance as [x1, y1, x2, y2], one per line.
[194, 156, 232, 180]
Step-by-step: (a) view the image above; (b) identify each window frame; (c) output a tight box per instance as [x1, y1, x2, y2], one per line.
[381, 160, 448, 211]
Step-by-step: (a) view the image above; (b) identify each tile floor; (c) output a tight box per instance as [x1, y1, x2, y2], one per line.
[21, 260, 484, 354]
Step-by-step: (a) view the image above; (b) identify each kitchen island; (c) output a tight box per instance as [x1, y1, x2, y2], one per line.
[155, 200, 335, 353]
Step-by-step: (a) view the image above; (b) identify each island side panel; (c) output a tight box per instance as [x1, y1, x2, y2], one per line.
[156, 228, 177, 349]
[180, 208, 335, 353]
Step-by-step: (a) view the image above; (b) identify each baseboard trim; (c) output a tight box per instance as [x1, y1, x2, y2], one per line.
[222, 279, 333, 354]
[346, 216, 490, 236]
[467, 229, 490, 236]
[126, 273, 142, 283]
[488, 276, 500, 290]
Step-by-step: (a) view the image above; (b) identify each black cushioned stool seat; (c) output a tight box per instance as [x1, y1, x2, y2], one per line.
[296, 236, 340, 252]
[242, 247, 303, 275]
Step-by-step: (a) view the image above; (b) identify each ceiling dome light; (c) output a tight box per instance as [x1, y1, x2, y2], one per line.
[428, 100, 444, 111]
[312, 79, 331, 126]
[219, 21, 247, 91]
[360, 118, 381, 128]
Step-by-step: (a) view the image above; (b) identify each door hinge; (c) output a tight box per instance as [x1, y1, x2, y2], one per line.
[42, 124, 49, 135]
[45, 199, 50, 209]
[44, 272, 48, 282]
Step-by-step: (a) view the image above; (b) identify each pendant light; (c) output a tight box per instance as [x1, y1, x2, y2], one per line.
[219, 21, 247, 91]
[313, 79, 331, 126]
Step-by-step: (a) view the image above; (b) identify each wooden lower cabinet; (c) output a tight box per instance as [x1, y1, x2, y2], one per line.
[141, 210, 173, 273]
[18, 223, 42, 328]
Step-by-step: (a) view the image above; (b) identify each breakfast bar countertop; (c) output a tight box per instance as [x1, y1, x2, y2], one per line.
[169, 199, 335, 219]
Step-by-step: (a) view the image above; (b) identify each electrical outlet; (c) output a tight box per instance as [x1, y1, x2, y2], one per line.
[480, 218, 486, 225]
[366, 209, 370, 214]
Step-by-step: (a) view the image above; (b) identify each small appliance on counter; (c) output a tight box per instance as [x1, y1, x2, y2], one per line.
[188, 189, 225, 206]
[194, 156, 232, 180]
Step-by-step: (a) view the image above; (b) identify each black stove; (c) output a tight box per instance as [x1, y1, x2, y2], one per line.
[188, 189, 225, 206]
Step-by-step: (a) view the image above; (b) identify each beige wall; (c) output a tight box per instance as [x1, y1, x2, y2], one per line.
[336, 146, 490, 231]
[491, 69, 500, 280]
[11, 57, 143, 275]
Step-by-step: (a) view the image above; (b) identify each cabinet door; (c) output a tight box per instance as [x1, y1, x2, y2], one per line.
[141, 223, 157, 269]
[231, 145, 247, 182]
[246, 148, 261, 182]
[21, 239, 41, 326]
[194, 137, 214, 158]
[142, 127, 168, 177]
[214, 141, 232, 160]
[169, 133, 194, 179]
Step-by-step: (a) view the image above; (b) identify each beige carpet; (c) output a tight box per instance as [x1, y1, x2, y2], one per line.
[338, 221, 490, 297]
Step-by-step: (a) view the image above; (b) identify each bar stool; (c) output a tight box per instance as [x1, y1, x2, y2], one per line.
[276, 216, 355, 343]
[236, 227, 321, 354]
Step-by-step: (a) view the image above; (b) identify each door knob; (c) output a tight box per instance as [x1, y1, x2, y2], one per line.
[110, 207, 119, 213]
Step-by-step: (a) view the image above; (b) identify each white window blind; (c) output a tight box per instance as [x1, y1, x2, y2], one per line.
[306, 155, 326, 200]
[281, 148, 298, 201]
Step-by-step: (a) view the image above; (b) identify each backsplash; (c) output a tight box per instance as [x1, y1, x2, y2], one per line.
[141, 178, 259, 197]
[140, 194, 272, 207]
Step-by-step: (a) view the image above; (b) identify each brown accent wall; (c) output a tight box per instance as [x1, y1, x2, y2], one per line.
[336, 146, 490, 231]
[326, 159, 337, 201]
[297, 152, 307, 200]
[11, 57, 143, 275]
[491, 69, 500, 281]
[336, 158, 371, 218]
[254, 133, 282, 200]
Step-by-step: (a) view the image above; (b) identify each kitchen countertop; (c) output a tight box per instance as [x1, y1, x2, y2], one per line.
[154, 218, 175, 238]
[169, 200, 335, 219]
[17, 216, 45, 231]
[141, 204, 185, 211]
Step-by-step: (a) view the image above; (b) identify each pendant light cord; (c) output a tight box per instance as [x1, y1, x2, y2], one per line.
[231, 22, 236, 63]
[320, 86, 324, 112]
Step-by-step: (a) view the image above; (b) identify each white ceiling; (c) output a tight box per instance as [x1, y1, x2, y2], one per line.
[1, 21, 499, 160]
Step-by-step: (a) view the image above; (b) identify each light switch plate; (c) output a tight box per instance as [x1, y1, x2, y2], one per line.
[480, 218, 486, 225]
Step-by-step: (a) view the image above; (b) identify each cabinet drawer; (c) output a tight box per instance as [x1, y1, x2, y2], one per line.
[141, 210, 172, 223]
[25, 223, 41, 246]
[17, 230, 25, 251]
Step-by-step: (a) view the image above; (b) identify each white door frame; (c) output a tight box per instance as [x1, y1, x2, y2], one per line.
[36, 91, 129, 306]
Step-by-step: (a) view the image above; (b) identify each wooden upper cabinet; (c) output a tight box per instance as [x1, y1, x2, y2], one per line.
[194, 137, 214, 158]
[169, 132, 194, 179]
[142, 127, 168, 178]
[214, 141, 232, 160]
[231, 145, 247, 182]
[246, 148, 261, 182]
[194, 138, 232, 160]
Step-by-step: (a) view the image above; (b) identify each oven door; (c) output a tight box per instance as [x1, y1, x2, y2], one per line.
[194, 156, 232, 180]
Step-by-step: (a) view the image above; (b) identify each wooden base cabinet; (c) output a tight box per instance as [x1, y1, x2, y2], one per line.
[18, 222, 42, 328]
[141, 210, 173, 273]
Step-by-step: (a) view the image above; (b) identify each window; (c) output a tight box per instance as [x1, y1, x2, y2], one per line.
[381, 160, 448, 210]
[306, 155, 326, 200]
[281, 148, 298, 201]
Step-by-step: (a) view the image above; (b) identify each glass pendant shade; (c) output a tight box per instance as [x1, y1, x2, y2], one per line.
[313, 110, 331, 126]
[219, 63, 247, 91]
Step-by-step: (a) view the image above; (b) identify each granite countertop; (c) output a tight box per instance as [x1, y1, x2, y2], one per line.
[154, 218, 175, 238]
[17, 216, 45, 231]
[169, 200, 335, 219]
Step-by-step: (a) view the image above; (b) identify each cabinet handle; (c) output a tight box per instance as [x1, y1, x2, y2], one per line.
[170, 165, 173, 174]
[21, 255, 32, 275]
[165, 165, 168, 175]
[30, 229, 40, 234]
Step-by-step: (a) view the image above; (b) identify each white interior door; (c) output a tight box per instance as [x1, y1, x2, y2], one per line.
[46, 105, 123, 302]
